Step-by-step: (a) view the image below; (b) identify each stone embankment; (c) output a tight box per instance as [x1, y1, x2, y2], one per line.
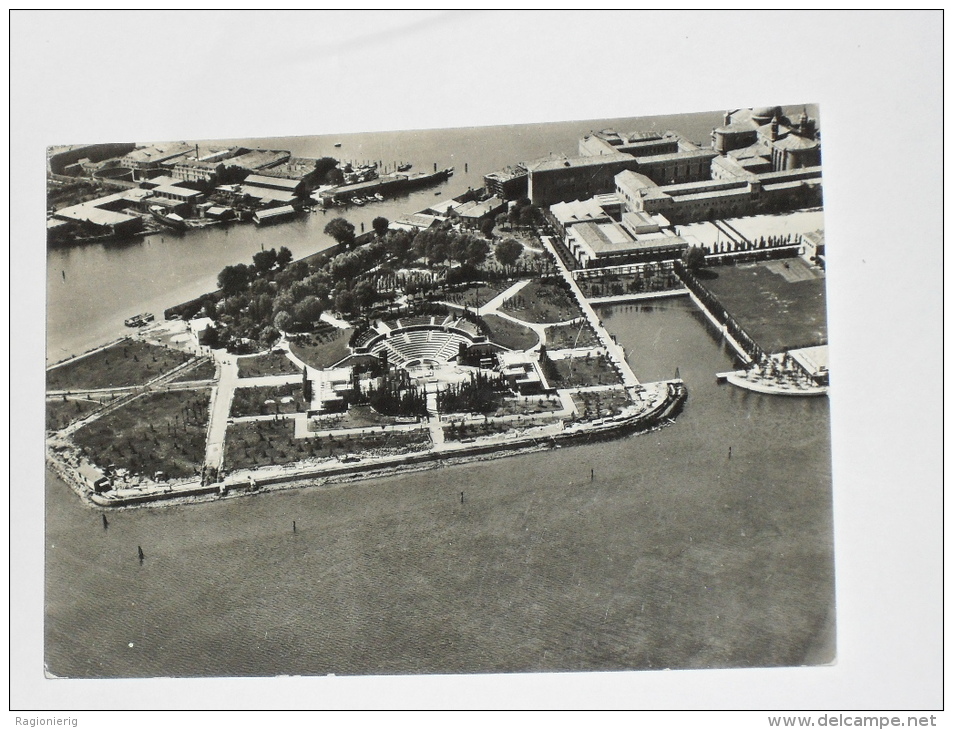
[58, 379, 686, 510]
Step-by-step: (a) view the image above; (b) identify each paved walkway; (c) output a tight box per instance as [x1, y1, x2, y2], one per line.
[204, 355, 239, 473]
[585, 289, 689, 305]
[481, 279, 531, 312]
[540, 236, 640, 387]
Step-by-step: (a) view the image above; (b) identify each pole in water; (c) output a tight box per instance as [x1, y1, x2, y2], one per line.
[137, 546, 144, 562]
[102, 514, 108, 530]
[460, 491, 464, 504]
[293, 521, 296, 533]
[728, 446, 732, 459]
[591, 468, 594, 481]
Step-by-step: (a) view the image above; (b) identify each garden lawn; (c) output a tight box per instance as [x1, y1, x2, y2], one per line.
[170, 357, 217, 382]
[481, 314, 539, 351]
[570, 388, 631, 419]
[549, 354, 622, 388]
[237, 351, 301, 378]
[290, 328, 354, 369]
[442, 282, 509, 310]
[230, 384, 309, 418]
[71, 389, 211, 480]
[498, 279, 584, 323]
[46, 398, 103, 432]
[545, 321, 599, 349]
[224, 420, 431, 472]
[46, 340, 192, 391]
[700, 261, 828, 353]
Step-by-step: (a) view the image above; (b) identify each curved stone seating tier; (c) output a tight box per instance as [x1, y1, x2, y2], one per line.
[367, 325, 477, 367]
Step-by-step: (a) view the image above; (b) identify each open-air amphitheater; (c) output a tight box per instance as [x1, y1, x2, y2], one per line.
[353, 315, 489, 370]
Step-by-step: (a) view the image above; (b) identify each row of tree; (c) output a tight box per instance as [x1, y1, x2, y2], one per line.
[435, 371, 507, 414]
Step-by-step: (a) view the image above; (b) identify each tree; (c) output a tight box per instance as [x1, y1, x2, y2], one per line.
[252, 248, 278, 274]
[312, 157, 339, 183]
[334, 288, 357, 316]
[372, 216, 390, 237]
[294, 296, 324, 327]
[352, 280, 378, 312]
[276, 246, 294, 269]
[217, 263, 250, 296]
[495, 238, 523, 272]
[324, 217, 356, 248]
[273, 310, 293, 332]
[480, 217, 496, 239]
[682, 245, 706, 272]
[518, 204, 541, 228]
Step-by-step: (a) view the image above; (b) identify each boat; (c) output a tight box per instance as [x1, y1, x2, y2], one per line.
[334, 143, 342, 148]
[351, 197, 365, 206]
[374, 192, 385, 201]
[124, 312, 155, 328]
[397, 163, 412, 172]
[150, 205, 189, 231]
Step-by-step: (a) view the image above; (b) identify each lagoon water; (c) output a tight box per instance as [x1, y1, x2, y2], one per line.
[46, 110, 726, 363]
[44, 110, 833, 677]
[45, 298, 834, 677]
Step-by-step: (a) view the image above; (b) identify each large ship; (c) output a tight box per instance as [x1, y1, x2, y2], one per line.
[319, 167, 454, 206]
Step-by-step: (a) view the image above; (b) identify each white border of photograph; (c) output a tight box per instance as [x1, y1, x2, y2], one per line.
[10, 9, 943, 715]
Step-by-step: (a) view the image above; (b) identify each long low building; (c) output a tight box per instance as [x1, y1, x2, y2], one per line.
[51, 188, 154, 236]
[566, 219, 688, 268]
[615, 167, 823, 225]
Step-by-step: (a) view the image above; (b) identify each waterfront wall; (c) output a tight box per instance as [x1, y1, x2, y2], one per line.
[674, 259, 764, 363]
[74, 381, 686, 509]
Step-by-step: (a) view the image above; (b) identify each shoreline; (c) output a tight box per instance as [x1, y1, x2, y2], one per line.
[49, 381, 686, 511]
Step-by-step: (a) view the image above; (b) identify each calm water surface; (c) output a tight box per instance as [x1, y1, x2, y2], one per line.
[46, 111, 725, 362]
[45, 298, 834, 677]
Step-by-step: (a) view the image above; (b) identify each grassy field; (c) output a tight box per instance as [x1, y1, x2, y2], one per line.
[498, 279, 583, 323]
[444, 415, 559, 441]
[570, 388, 631, 419]
[481, 314, 539, 351]
[46, 398, 103, 432]
[701, 260, 828, 352]
[549, 353, 622, 388]
[289, 328, 354, 369]
[230, 384, 309, 418]
[494, 395, 563, 417]
[545, 321, 599, 350]
[224, 420, 430, 472]
[442, 282, 509, 309]
[71, 390, 211, 480]
[309, 405, 401, 431]
[170, 357, 216, 382]
[46, 340, 193, 391]
[237, 351, 301, 378]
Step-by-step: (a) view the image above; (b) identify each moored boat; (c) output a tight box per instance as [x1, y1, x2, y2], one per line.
[124, 312, 155, 328]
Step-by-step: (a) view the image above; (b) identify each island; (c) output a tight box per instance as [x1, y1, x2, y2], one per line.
[46, 106, 828, 510]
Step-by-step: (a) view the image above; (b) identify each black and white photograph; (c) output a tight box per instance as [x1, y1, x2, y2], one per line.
[11, 9, 942, 717]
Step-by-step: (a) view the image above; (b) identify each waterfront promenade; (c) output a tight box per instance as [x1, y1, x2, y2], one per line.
[540, 235, 641, 387]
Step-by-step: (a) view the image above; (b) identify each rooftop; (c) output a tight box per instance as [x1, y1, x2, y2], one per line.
[527, 151, 634, 173]
[228, 149, 291, 171]
[634, 148, 718, 164]
[123, 142, 193, 164]
[550, 198, 611, 227]
[244, 174, 302, 191]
